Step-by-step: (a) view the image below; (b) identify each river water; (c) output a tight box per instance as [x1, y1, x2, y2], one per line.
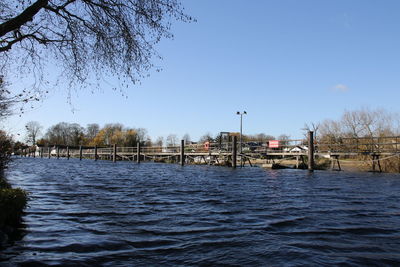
[1, 157, 400, 266]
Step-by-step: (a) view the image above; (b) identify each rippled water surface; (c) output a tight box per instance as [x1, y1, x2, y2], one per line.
[1, 158, 400, 266]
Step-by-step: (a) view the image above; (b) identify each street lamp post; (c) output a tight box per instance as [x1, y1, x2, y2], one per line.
[236, 111, 247, 166]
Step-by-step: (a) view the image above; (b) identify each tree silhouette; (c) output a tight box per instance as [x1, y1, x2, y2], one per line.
[0, 0, 193, 109]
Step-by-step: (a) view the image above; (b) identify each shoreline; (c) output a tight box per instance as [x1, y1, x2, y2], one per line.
[0, 174, 28, 248]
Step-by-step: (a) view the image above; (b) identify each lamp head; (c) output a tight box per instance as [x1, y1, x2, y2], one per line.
[236, 111, 240, 115]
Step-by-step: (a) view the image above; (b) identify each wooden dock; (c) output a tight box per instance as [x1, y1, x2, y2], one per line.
[19, 132, 400, 172]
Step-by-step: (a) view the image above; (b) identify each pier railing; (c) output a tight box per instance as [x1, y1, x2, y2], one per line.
[17, 133, 400, 171]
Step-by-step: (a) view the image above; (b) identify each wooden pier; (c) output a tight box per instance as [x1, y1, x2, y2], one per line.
[19, 132, 400, 172]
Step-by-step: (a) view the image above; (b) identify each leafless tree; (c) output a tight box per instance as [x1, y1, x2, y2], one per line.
[182, 133, 190, 144]
[166, 134, 177, 146]
[302, 122, 320, 140]
[277, 134, 290, 146]
[25, 121, 42, 145]
[136, 128, 148, 142]
[318, 119, 343, 143]
[0, 75, 41, 119]
[0, 0, 193, 105]
[198, 132, 213, 143]
[154, 136, 163, 147]
[86, 123, 99, 140]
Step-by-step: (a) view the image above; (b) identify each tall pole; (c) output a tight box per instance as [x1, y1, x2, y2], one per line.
[180, 139, 185, 166]
[237, 111, 246, 167]
[232, 136, 237, 168]
[137, 142, 141, 163]
[113, 144, 117, 163]
[308, 131, 314, 171]
[240, 114, 243, 155]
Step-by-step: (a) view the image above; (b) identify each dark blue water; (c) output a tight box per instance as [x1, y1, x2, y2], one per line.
[1, 158, 400, 266]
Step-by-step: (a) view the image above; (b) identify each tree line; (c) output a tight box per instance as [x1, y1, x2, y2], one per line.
[23, 121, 287, 148]
[16, 107, 400, 150]
[307, 107, 400, 142]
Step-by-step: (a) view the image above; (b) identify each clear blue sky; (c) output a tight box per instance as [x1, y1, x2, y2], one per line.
[4, 0, 400, 142]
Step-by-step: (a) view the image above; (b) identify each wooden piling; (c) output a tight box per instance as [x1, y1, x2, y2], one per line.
[137, 142, 141, 163]
[180, 140, 185, 166]
[48, 147, 51, 158]
[56, 146, 60, 159]
[372, 154, 382, 172]
[232, 136, 237, 168]
[67, 146, 70, 160]
[79, 145, 83, 160]
[113, 144, 117, 163]
[308, 131, 314, 171]
[94, 146, 98, 161]
[331, 155, 341, 171]
[40, 147, 43, 158]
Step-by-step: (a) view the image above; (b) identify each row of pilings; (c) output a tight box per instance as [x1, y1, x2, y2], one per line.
[18, 132, 317, 171]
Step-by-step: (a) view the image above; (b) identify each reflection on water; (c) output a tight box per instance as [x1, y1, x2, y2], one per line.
[1, 157, 400, 266]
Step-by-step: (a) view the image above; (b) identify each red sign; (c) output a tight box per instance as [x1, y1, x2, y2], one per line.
[269, 140, 280, 148]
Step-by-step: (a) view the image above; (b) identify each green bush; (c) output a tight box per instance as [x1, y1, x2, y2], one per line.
[0, 130, 12, 170]
[0, 188, 28, 227]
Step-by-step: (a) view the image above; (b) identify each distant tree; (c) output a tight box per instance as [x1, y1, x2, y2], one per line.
[124, 129, 138, 147]
[317, 108, 400, 143]
[318, 119, 342, 142]
[155, 136, 164, 147]
[277, 134, 290, 146]
[86, 123, 100, 141]
[302, 122, 320, 140]
[102, 123, 124, 145]
[166, 134, 177, 146]
[44, 122, 84, 145]
[25, 121, 42, 145]
[0, 0, 193, 105]
[198, 132, 213, 143]
[244, 133, 275, 142]
[45, 122, 69, 145]
[69, 123, 85, 146]
[182, 133, 191, 144]
[342, 108, 395, 137]
[136, 128, 148, 144]
[143, 137, 153, 147]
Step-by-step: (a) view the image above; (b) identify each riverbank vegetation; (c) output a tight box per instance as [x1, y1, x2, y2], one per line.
[0, 130, 28, 246]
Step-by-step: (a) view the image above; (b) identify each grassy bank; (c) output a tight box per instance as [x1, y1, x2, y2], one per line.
[0, 172, 28, 247]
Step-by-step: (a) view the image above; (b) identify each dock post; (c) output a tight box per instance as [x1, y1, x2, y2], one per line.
[372, 154, 376, 172]
[33, 148, 35, 158]
[40, 147, 43, 158]
[232, 136, 237, 168]
[113, 144, 117, 163]
[94, 146, 98, 161]
[137, 142, 141, 163]
[57, 146, 60, 159]
[67, 146, 70, 160]
[308, 131, 314, 171]
[180, 139, 185, 166]
[79, 145, 83, 160]
[48, 147, 51, 158]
